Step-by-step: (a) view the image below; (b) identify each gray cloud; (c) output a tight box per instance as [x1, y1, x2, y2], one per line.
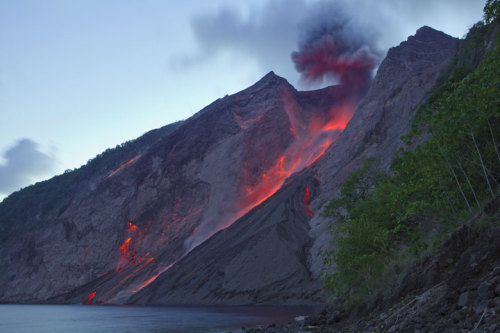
[291, 1, 382, 90]
[171, 0, 307, 83]
[174, 0, 485, 88]
[0, 139, 58, 195]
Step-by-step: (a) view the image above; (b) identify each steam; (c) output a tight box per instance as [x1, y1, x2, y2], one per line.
[0, 139, 58, 195]
[292, 2, 381, 92]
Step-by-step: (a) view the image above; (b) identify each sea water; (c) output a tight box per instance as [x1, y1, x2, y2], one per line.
[0, 304, 315, 333]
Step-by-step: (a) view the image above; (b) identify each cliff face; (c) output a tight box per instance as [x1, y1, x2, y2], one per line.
[0, 26, 458, 305]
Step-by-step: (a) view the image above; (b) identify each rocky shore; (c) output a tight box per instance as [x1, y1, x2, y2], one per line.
[245, 211, 500, 333]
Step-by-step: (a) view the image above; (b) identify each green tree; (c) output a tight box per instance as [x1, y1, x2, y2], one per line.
[322, 14, 499, 305]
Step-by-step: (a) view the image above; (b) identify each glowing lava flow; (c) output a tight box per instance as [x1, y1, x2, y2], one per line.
[106, 154, 142, 179]
[232, 90, 354, 224]
[126, 88, 355, 294]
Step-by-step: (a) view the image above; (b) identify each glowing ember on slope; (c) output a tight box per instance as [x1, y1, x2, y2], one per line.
[234, 107, 265, 129]
[108, 200, 203, 300]
[127, 222, 140, 236]
[106, 154, 142, 179]
[106, 257, 155, 300]
[116, 222, 151, 272]
[305, 185, 313, 217]
[119, 238, 132, 260]
[86, 291, 96, 304]
[131, 262, 175, 293]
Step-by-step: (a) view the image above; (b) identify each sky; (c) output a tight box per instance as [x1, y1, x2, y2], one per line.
[0, 0, 487, 201]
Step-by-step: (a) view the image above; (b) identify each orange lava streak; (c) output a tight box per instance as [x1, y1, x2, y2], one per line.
[108, 257, 155, 297]
[120, 237, 132, 258]
[86, 291, 96, 304]
[132, 262, 175, 293]
[305, 185, 313, 217]
[106, 154, 142, 179]
[132, 276, 158, 293]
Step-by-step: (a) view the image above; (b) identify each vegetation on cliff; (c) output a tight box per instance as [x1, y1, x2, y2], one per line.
[322, 2, 500, 306]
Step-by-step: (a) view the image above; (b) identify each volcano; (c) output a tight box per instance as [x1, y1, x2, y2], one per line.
[0, 26, 458, 305]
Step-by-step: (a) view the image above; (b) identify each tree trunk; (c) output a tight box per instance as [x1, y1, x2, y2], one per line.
[439, 148, 472, 212]
[486, 117, 500, 166]
[457, 161, 481, 210]
[470, 131, 495, 199]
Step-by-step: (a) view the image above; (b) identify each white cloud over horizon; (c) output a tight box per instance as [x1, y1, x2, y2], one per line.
[0, 138, 58, 200]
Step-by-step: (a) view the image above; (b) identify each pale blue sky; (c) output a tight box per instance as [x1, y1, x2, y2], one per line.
[0, 0, 486, 200]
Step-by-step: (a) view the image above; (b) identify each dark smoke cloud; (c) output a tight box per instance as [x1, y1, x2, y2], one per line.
[172, 0, 305, 82]
[177, 0, 484, 88]
[292, 2, 381, 91]
[177, 0, 384, 89]
[0, 139, 58, 195]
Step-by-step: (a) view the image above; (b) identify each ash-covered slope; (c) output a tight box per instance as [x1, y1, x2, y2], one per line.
[0, 69, 352, 303]
[129, 26, 459, 305]
[130, 168, 323, 305]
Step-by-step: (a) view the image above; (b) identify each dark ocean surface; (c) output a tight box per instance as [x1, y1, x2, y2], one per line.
[0, 304, 316, 332]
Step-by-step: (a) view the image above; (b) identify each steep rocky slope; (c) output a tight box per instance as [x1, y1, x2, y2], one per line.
[0, 69, 351, 303]
[1, 26, 458, 306]
[129, 26, 459, 305]
[130, 168, 324, 305]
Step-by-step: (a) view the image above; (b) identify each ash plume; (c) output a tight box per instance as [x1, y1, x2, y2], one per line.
[292, 3, 381, 93]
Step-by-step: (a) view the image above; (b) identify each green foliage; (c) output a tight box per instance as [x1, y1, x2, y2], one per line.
[322, 159, 427, 301]
[484, 0, 500, 24]
[322, 18, 500, 305]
